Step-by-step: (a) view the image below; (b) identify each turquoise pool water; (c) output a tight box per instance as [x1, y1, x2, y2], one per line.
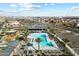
[32, 33, 54, 46]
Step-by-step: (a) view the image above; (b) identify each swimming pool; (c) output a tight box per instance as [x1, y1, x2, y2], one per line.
[28, 33, 56, 47]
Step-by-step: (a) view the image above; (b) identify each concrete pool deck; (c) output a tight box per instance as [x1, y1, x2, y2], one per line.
[27, 33, 59, 50]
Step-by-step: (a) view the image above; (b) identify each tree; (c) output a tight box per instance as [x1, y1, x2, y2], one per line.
[49, 28, 55, 33]
[5, 19, 9, 30]
[63, 38, 70, 44]
[35, 38, 42, 51]
[16, 36, 19, 40]
[24, 32, 29, 36]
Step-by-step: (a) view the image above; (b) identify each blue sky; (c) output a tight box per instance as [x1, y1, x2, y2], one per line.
[0, 3, 79, 16]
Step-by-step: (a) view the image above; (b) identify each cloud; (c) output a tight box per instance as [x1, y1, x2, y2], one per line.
[0, 3, 41, 14]
[44, 3, 55, 6]
[3, 9, 18, 13]
[19, 7, 31, 11]
[7, 10, 17, 13]
[18, 3, 41, 11]
[50, 3, 55, 6]
[10, 4, 17, 7]
[44, 3, 48, 6]
[0, 10, 4, 12]
[69, 6, 79, 13]
[71, 6, 79, 10]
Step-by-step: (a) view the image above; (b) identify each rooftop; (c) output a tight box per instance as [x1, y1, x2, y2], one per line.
[27, 23, 49, 30]
[0, 40, 19, 56]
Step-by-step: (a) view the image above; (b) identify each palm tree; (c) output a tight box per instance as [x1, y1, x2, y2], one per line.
[24, 32, 29, 36]
[35, 38, 42, 51]
[5, 19, 9, 30]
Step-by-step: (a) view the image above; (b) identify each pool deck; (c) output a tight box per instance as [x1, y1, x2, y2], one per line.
[32, 41, 59, 50]
[27, 33, 60, 51]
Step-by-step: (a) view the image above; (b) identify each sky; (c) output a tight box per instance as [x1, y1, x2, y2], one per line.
[0, 3, 79, 16]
